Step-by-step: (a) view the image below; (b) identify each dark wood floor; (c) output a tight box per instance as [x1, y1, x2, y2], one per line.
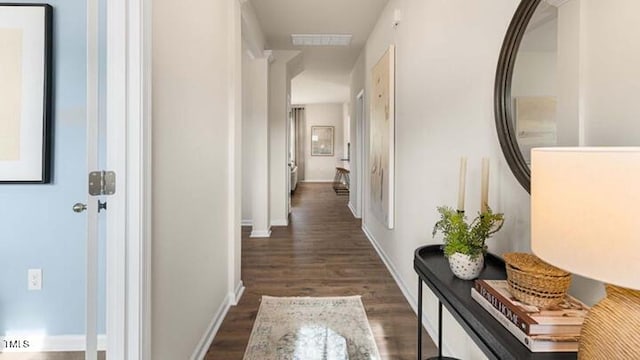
[206, 182, 437, 359]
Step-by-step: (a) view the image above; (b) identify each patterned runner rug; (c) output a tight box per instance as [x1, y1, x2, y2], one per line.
[243, 296, 381, 360]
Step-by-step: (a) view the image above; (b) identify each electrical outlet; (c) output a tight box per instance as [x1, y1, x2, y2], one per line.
[28, 269, 42, 291]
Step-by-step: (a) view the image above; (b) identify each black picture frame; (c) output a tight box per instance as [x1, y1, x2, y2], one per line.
[0, 4, 53, 184]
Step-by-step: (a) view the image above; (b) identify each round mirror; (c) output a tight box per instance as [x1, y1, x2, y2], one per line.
[495, 0, 640, 192]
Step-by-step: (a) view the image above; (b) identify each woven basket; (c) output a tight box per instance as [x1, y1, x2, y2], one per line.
[503, 253, 571, 308]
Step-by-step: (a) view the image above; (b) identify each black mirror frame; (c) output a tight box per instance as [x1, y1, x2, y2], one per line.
[494, 0, 542, 193]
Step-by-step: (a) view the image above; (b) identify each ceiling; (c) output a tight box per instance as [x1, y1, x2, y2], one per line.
[250, 0, 389, 104]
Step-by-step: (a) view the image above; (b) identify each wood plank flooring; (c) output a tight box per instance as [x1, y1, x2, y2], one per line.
[206, 182, 437, 359]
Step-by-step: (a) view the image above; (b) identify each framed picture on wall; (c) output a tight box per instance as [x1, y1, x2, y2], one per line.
[0, 4, 53, 183]
[311, 126, 334, 156]
[513, 96, 558, 165]
[370, 45, 395, 229]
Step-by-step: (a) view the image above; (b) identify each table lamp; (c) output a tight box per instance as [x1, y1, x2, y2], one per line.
[530, 147, 640, 359]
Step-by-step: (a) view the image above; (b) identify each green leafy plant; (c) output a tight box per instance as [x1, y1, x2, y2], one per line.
[432, 206, 505, 259]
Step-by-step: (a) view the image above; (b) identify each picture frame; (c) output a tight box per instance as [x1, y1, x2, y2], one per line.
[513, 96, 557, 165]
[370, 45, 395, 229]
[311, 126, 334, 156]
[0, 4, 53, 183]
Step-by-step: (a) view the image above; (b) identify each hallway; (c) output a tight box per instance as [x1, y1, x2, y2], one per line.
[206, 183, 437, 359]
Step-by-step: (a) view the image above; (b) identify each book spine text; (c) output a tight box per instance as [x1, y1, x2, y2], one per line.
[474, 282, 529, 334]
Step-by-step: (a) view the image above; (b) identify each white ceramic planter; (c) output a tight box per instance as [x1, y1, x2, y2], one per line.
[448, 252, 484, 280]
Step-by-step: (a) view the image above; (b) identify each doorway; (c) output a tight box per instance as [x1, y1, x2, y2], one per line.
[353, 89, 365, 218]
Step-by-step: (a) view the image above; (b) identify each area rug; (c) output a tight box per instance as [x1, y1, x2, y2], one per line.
[243, 296, 381, 360]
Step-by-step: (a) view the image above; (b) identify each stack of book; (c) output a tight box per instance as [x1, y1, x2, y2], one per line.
[471, 279, 590, 353]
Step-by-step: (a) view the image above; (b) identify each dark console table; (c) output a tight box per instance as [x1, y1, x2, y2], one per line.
[414, 245, 578, 360]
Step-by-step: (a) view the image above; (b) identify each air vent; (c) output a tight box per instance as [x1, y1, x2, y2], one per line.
[291, 34, 352, 46]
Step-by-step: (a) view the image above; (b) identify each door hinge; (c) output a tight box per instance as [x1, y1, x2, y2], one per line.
[89, 171, 116, 196]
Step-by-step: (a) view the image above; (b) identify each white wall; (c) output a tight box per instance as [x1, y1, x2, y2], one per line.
[242, 47, 254, 223]
[152, 0, 239, 358]
[353, 1, 605, 358]
[240, 0, 265, 57]
[557, 0, 580, 147]
[240, 2, 270, 236]
[269, 50, 301, 226]
[512, 53, 557, 97]
[242, 48, 271, 235]
[302, 103, 345, 181]
[512, 18, 557, 97]
[581, 0, 640, 146]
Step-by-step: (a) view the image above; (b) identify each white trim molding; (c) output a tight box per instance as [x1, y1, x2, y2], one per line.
[270, 219, 288, 227]
[126, 0, 153, 358]
[300, 180, 334, 183]
[0, 335, 107, 353]
[250, 229, 272, 238]
[231, 280, 246, 306]
[227, 0, 244, 324]
[106, 0, 128, 357]
[241, 219, 253, 226]
[190, 293, 234, 360]
[106, 0, 152, 358]
[86, 1, 100, 358]
[348, 202, 360, 219]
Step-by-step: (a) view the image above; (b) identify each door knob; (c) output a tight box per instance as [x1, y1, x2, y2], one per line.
[73, 203, 87, 213]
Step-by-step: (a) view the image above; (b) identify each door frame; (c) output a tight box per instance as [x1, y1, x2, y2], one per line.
[105, 0, 152, 358]
[355, 89, 365, 218]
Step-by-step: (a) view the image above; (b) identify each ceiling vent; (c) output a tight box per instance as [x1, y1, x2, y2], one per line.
[291, 34, 353, 46]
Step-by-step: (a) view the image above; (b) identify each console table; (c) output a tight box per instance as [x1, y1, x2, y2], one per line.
[414, 245, 578, 360]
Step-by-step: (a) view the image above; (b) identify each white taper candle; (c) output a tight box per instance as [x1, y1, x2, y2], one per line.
[457, 157, 467, 212]
[481, 158, 490, 213]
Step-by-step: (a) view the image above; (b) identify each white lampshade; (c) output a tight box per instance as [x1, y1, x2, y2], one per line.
[531, 147, 640, 290]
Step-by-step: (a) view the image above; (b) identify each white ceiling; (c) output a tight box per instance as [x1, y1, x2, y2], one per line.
[250, 0, 389, 104]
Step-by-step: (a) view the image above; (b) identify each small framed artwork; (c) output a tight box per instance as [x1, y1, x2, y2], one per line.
[0, 4, 53, 183]
[311, 126, 334, 156]
[513, 96, 557, 165]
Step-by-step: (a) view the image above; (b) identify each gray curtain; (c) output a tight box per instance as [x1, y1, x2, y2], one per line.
[293, 107, 306, 181]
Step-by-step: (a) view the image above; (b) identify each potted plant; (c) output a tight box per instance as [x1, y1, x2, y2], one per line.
[432, 206, 505, 280]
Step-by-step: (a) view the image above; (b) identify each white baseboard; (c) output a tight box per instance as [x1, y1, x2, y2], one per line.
[347, 202, 360, 219]
[231, 280, 245, 306]
[250, 229, 272, 238]
[300, 180, 333, 183]
[361, 224, 450, 356]
[241, 219, 253, 226]
[270, 219, 288, 227]
[190, 292, 234, 360]
[0, 334, 106, 353]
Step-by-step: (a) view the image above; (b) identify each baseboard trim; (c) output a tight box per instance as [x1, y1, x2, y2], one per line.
[300, 180, 333, 183]
[241, 219, 253, 226]
[347, 202, 360, 219]
[0, 335, 106, 353]
[361, 224, 449, 356]
[270, 219, 288, 227]
[190, 293, 233, 360]
[250, 229, 272, 238]
[231, 280, 245, 306]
